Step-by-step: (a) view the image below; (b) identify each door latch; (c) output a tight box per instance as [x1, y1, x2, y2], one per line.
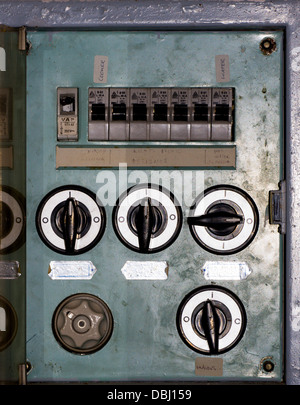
[269, 180, 286, 234]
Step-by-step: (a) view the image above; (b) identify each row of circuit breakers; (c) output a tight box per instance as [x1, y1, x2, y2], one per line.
[57, 87, 234, 142]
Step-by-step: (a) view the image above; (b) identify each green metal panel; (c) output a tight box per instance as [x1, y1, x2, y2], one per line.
[26, 30, 284, 382]
[0, 30, 26, 383]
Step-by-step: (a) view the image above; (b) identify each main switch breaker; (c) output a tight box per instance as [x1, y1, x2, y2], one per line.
[86, 87, 234, 142]
[57, 87, 78, 141]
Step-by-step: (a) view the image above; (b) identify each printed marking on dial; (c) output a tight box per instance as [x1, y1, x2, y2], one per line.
[36, 185, 106, 255]
[113, 184, 182, 253]
[177, 285, 247, 355]
[0, 186, 25, 254]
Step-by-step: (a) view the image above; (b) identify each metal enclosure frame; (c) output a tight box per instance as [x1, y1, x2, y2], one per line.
[1, 0, 300, 385]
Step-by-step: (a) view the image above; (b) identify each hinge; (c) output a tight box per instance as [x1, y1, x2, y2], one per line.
[18, 26, 26, 51]
[269, 179, 286, 234]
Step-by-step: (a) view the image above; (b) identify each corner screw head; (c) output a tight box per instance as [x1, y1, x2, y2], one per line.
[260, 37, 277, 55]
[261, 358, 275, 373]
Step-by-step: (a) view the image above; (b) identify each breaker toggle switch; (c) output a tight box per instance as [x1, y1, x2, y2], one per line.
[177, 285, 247, 355]
[113, 183, 182, 253]
[211, 88, 234, 141]
[36, 185, 106, 255]
[91, 103, 105, 121]
[170, 88, 190, 140]
[150, 89, 170, 140]
[129, 88, 149, 140]
[109, 88, 129, 140]
[88, 88, 109, 141]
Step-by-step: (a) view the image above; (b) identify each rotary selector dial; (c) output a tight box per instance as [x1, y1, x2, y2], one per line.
[0, 186, 25, 254]
[36, 185, 106, 255]
[112, 183, 182, 253]
[0, 295, 18, 352]
[52, 293, 113, 355]
[177, 285, 246, 355]
[188, 185, 259, 255]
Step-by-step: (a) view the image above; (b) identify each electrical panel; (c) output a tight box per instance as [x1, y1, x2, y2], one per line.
[0, 29, 285, 384]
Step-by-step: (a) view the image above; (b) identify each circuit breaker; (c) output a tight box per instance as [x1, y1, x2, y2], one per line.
[87, 87, 233, 142]
[0, 29, 284, 384]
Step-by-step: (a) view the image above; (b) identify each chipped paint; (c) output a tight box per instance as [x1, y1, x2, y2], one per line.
[1, 0, 300, 385]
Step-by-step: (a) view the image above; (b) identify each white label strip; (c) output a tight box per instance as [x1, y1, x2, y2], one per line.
[94, 55, 108, 84]
[48, 261, 97, 280]
[215, 55, 230, 82]
[202, 261, 251, 280]
[0, 261, 20, 279]
[121, 261, 168, 280]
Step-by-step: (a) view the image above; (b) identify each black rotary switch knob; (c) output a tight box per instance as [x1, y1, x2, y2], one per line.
[201, 299, 220, 355]
[177, 285, 247, 355]
[134, 198, 155, 253]
[61, 196, 81, 254]
[113, 183, 182, 254]
[36, 185, 106, 255]
[188, 203, 243, 237]
[188, 185, 259, 255]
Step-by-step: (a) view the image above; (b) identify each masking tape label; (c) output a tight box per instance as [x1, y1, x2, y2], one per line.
[195, 357, 223, 376]
[215, 55, 230, 82]
[94, 55, 108, 84]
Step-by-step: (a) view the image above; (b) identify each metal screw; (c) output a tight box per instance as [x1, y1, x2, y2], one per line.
[262, 359, 275, 373]
[260, 37, 276, 55]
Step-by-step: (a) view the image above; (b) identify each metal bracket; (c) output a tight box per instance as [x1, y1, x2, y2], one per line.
[269, 180, 286, 234]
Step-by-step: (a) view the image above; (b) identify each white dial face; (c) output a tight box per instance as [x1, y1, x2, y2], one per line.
[114, 184, 182, 253]
[0, 187, 25, 253]
[177, 286, 246, 355]
[36, 186, 105, 254]
[189, 186, 258, 254]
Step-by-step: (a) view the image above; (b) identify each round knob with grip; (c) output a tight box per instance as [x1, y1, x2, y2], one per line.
[52, 293, 113, 355]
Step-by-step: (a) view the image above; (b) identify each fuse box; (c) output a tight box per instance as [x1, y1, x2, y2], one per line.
[0, 29, 284, 384]
[87, 87, 233, 141]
